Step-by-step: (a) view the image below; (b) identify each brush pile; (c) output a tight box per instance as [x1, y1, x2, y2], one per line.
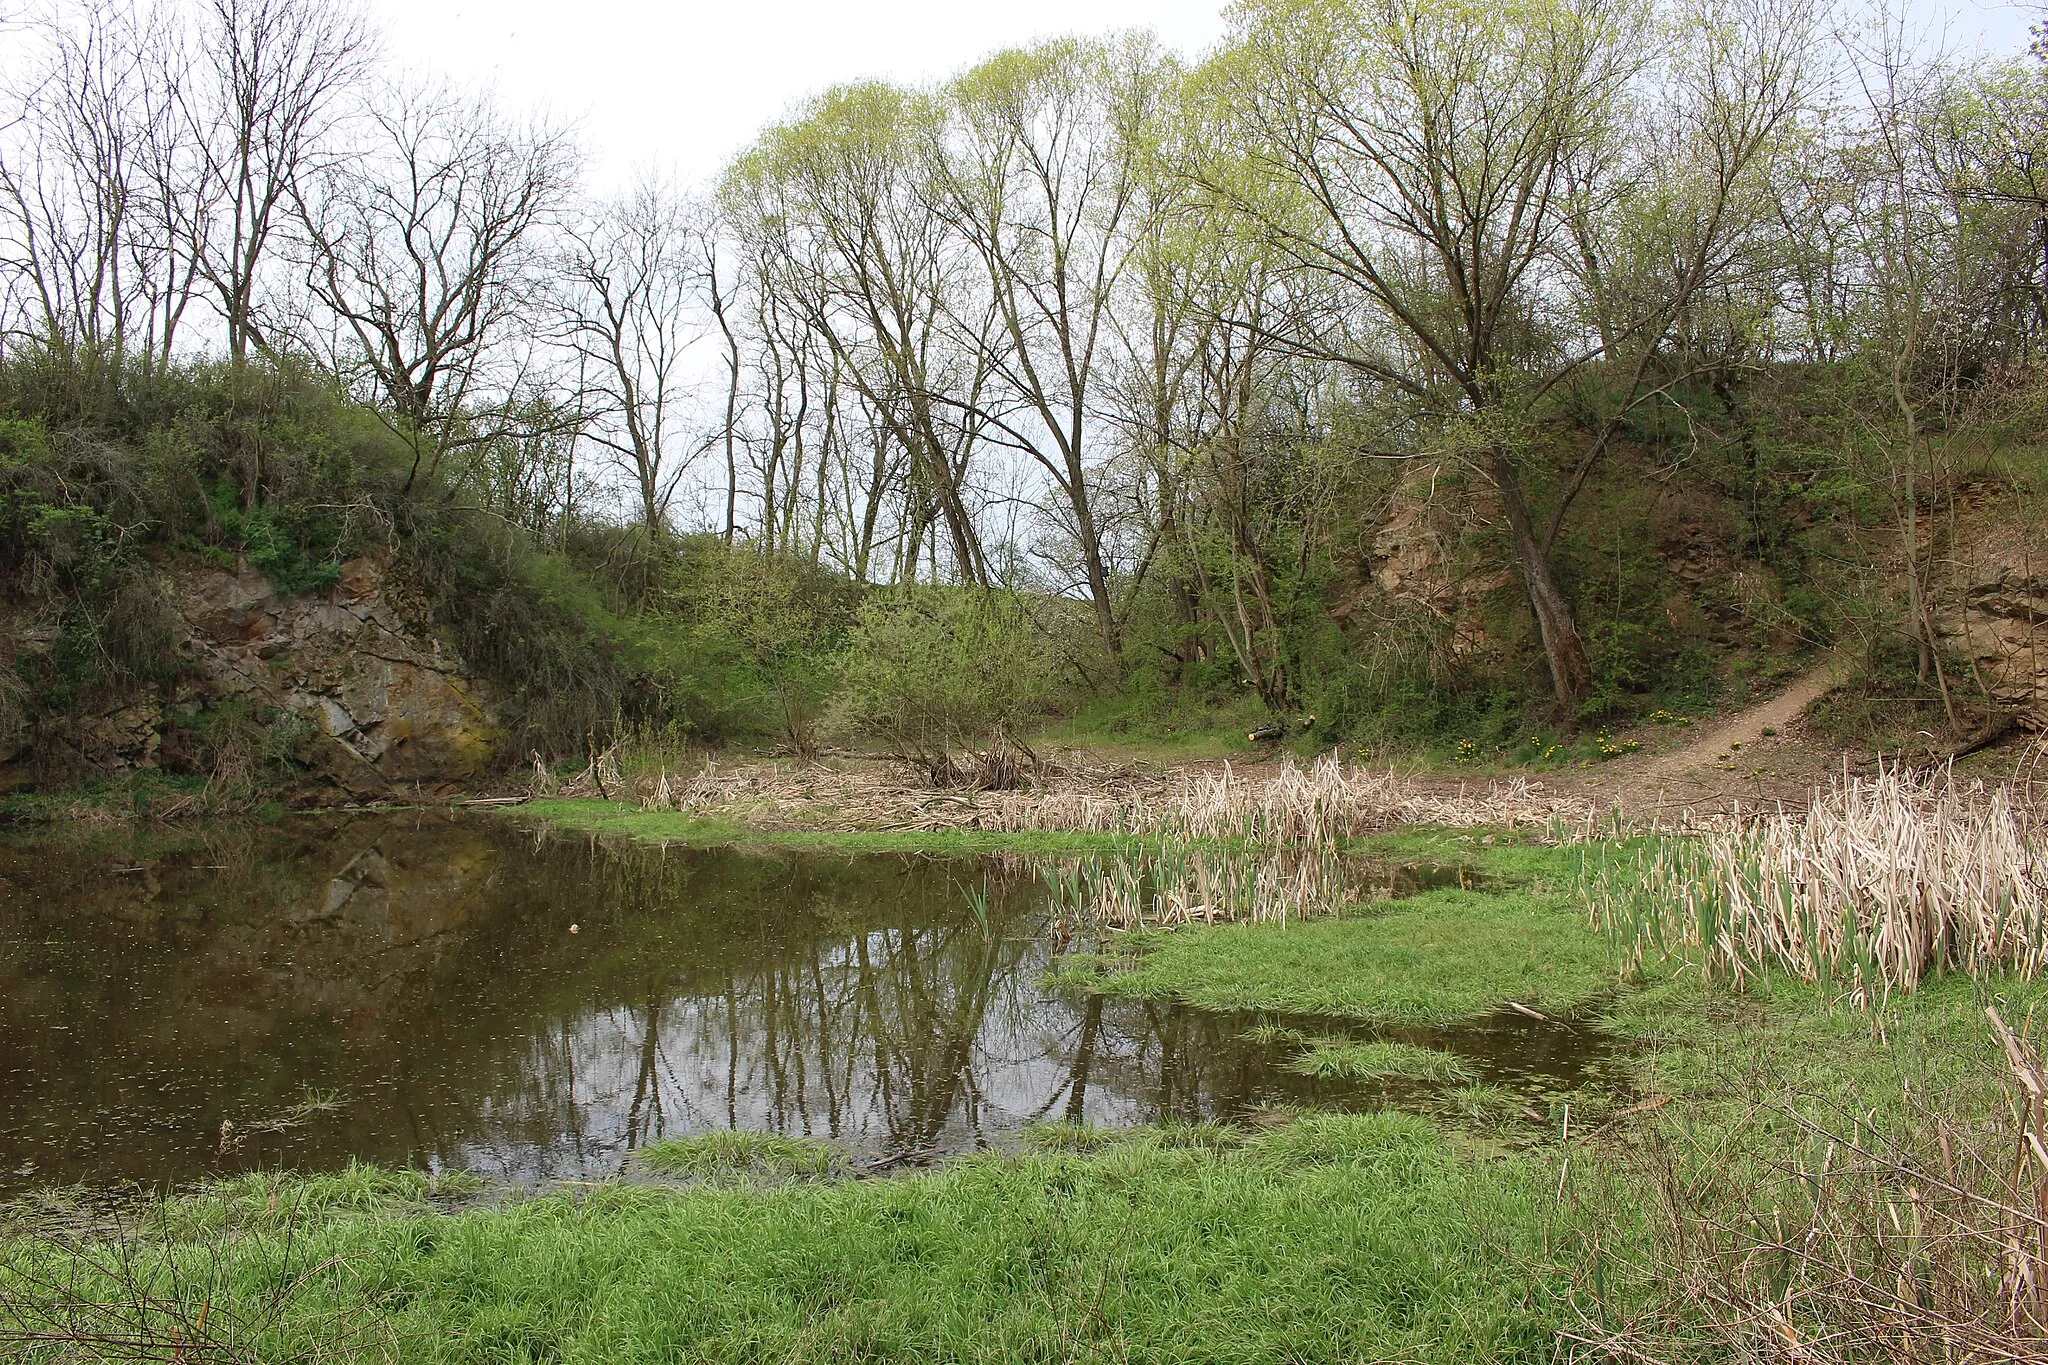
[1588, 764, 2048, 992]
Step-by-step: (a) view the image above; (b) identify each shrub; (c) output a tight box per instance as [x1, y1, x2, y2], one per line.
[652, 537, 861, 750]
[829, 588, 1058, 782]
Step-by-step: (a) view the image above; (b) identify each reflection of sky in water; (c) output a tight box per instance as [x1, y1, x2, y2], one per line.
[0, 817, 1342, 1188]
[0, 816, 1613, 1189]
[435, 920, 1274, 1183]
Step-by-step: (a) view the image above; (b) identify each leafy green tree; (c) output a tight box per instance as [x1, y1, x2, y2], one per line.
[1180, 0, 1808, 707]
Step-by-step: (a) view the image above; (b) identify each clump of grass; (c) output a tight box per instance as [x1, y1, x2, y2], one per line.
[1018, 1123, 1124, 1153]
[214, 1163, 483, 1222]
[1288, 1039, 1478, 1084]
[1240, 1021, 1311, 1046]
[1143, 1120, 1246, 1150]
[1439, 1083, 1529, 1130]
[1586, 764, 2048, 994]
[638, 1131, 840, 1181]
[961, 874, 993, 940]
[0, 1182, 392, 1360]
[1017, 1120, 1243, 1153]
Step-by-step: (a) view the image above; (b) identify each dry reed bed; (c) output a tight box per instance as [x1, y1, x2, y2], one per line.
[1039, 841, 1350, 927]
[1588, 765, 2048, 992]
[550, 752, 1611, 842]
[531, 752, 1622, 927]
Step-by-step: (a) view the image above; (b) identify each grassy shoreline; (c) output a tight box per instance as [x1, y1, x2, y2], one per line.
[7, 807, 2044, 1362]
[516, 798, 1154, 857]
[3, 1118, 1598, 1364]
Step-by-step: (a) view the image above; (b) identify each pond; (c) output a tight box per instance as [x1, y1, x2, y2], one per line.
[0, 814, 1617, 1191]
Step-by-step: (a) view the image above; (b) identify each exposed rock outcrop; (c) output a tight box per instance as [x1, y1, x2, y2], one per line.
[174, 556, 497, 790]
[1942, 557, 2047, 733]
[1331, 463, 1512, 657]
[1, 555, 498, 794]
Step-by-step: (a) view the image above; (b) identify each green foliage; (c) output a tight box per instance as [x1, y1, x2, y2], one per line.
[649, 537, 862, 749]
[414, 524, 650, 760]
[149, 697, 317, 791]
[1043, 683, 1270, 757]
[1805, 626, 1997, 757]
[830, 589, 1058, 773]
[1310, 636, 1543, 755]
[0, 353, 388, 723]
[638, 1131, 842, 1181]
[196, 480, 342, 597]
[0, 768, 213, 825]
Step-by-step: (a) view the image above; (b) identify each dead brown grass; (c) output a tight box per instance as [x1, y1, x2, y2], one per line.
[544, 751, 1619, 840]
[1589, 764, 2048, 994]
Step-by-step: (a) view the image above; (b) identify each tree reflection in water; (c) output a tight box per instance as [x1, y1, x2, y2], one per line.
[0, 815, 1345, 1189]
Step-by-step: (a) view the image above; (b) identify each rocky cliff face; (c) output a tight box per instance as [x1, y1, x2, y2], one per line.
[1329, 461, 2047, 737]
[1, 555, 498, 795]
[1941, 522, 2047, 733]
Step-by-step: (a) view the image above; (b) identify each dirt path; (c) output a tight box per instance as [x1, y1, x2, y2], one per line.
[1632, 658, 1849, 786]
[1559, 657, 1850, 815]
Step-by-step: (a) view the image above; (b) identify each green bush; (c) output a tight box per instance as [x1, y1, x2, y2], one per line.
[650, 537, 861, 750]
[197, 480, 344, 597]
[829, 588, 1058, 778]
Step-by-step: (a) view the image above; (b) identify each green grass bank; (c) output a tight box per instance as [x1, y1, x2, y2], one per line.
[5, 829, 2044, 1362]
[3, 1117, 1601, 1364]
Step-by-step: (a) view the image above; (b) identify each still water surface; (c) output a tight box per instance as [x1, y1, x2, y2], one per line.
[0, 815, 1610, 1190]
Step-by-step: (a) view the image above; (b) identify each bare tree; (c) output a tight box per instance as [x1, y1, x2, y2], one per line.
[561, 178, 710, 540]
[704, 228, 743, 542]
[0, 0, 193, 374]
[293, 76, 576, 490]
[184, 0, 373, 363]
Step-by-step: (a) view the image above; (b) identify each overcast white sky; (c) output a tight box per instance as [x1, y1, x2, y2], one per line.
[365, 0, 2044, 193]
[361, 0, 1229, 190]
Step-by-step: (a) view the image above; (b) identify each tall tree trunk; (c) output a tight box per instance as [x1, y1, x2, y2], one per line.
[1154, 480, 1201, 679]
[1065, 466, 1120, 662]
[1485, 449, 1593, 709]
[707, 248, 742, 543]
